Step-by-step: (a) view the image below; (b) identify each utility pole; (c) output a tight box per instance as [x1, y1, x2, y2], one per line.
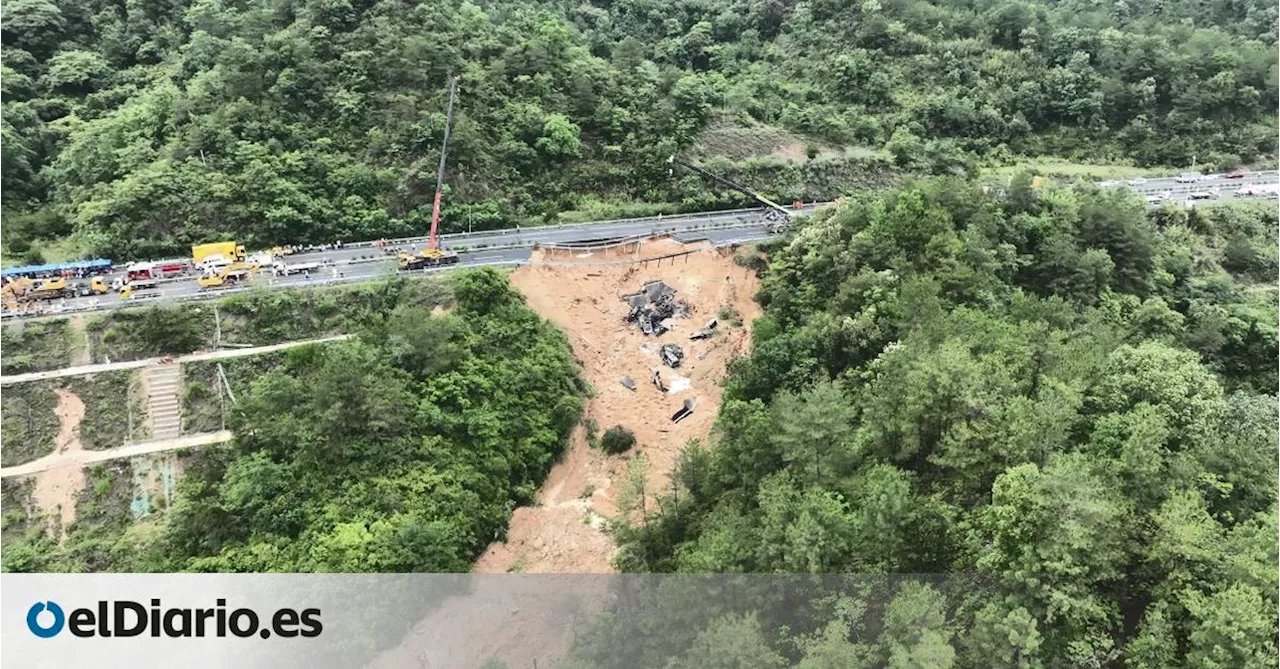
[428, 75, 461, 250]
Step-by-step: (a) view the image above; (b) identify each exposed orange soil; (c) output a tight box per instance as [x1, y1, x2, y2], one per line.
[31, 388, 87, 539]
[474, 238, 762, 574]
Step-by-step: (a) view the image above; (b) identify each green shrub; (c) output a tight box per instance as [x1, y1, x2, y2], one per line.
[599, 425, 636, 454]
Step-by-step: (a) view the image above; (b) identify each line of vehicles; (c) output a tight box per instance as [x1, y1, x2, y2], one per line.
[0, 237, 466, 315]
[1096, 170, 1279, 205]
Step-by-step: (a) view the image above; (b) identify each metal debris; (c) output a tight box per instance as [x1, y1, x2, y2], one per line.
[690, 318, 718, 340]
[620, 376, 636, 391]
[623, 280, 692, 336]
[651, 368, 667, 392]
[671, 398, 696, 423]
[660, 344, 684, 368]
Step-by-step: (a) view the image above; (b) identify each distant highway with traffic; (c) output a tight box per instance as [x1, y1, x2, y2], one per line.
[1093, 169, 1279, 204]
[4, 170, 1275, 320]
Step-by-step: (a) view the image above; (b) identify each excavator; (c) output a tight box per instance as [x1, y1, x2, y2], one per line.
[400, 75, 462, 272]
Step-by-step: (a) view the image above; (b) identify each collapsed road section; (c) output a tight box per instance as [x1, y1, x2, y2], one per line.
[474, 238, 763, 574]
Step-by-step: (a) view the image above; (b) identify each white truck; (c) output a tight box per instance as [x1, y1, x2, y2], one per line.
[272, 261, 322, 277]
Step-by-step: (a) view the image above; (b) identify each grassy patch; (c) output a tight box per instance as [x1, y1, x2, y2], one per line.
[0, 318, 74, 374]
[181, 353, 287, 434]
[214, 276, 454, 345]
[76, 276, 453, 365]
[0, 382, 60, 466]
[87, 306, 217, 363]
[692, 119, 886, 165]
[717, 304, 744, 327]
[78, 463, 131, 523]
[982, 159, 1170, 182]
[1, 477, 42, 543]
[76, 371, 147, 449]
[56, 461, 145, 572]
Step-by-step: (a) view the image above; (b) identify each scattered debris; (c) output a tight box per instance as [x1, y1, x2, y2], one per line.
[623, 280, 692, 336]
[651, 368, 667, 392]
[671, 398, 697, 423]
[690, 318, 718, 340]
[665, 372, 692, 394]
[620, 376, 636, 391]
[660, 344, 684, 368]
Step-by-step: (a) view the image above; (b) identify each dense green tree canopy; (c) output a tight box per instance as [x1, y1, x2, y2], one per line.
[2, 0, 1276, 260]
[613, 184, 1277, 666]
[2, 269, 588, 573]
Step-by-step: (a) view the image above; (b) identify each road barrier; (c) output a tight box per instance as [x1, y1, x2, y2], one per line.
[339, 204, 827, 251]
[4, 184, 1276, 322]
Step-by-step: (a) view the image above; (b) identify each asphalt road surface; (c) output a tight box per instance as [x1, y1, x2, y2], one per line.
[1094, 169, 1279, 203]
[6, 218, 788, 319]
[6, 170, 1276, 319]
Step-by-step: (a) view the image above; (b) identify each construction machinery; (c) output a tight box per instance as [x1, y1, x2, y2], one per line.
[397, 247, 460, 270]
[197, 263, 255, 290]
[402, 74, 462, 271]
[667, 155, 796, 232]
[24, 278, 77, 300]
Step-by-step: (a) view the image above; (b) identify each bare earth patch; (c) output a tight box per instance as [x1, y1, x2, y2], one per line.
[474, 238, 762, 574]
[31, 388, 87, 539]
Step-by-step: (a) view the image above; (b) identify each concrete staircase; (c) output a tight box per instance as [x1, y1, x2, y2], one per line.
[144, 364, 183, 441]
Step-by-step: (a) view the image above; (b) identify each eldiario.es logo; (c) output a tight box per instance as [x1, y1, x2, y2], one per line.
[26, 599, 322, 639]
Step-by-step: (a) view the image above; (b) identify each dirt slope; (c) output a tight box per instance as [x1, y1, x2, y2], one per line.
[31, 388, 87, 539]
[475, 238, 762, 573]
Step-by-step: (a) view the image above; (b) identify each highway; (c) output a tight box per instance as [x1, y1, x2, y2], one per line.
[4, 170, 1275, 319]
[1093, 170, 1279, 203]
[4, 217, 787, 319]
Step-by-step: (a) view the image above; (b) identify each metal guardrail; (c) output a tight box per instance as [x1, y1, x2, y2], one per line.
[337, 205, 804, 251]
[3, 183, 1274, 322]
[4, 226, 787, 321]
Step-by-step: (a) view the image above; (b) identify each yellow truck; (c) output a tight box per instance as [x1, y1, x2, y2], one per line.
[192, 242, 247, 266]
[197, 263, 255, 290]
[397, 247, 459, 270]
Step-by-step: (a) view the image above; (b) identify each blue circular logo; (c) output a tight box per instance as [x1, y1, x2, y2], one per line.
[27, 602, 65, 638]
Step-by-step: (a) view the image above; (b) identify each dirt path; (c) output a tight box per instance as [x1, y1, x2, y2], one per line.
[1, 334, 351, 386]
[2, 431, 232, 479]
[31, 389, 87, 539]
[474, 238, 761, 573]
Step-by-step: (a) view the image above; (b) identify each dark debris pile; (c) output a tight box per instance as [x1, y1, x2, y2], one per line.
[623, 280, 692, 336]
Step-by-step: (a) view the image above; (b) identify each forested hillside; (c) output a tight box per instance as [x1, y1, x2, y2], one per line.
[3, 0, 1276, 261]
[612, 184, 1278, 666]
[2, 269, 588, 572]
